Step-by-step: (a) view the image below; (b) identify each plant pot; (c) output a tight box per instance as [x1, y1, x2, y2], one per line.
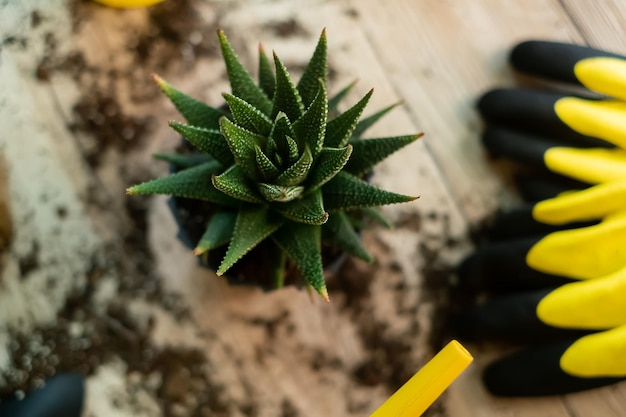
[165, 143, 350, 291]
[125, 30, 421, 299]
[167, 190, 349, 291]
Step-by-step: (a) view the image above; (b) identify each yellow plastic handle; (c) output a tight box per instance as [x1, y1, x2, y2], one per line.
[369, 340, 473, 417]
[93, 0, 165, 8]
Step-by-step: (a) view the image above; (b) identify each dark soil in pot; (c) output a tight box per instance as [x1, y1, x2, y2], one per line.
[169, 192, 348, 290]
[166, 137, 349, 291]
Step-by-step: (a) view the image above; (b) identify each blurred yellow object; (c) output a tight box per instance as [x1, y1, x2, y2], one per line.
[369, 340, 472, 417]
[93, 0, 165, 8]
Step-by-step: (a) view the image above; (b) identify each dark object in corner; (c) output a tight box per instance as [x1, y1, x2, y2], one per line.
[0, 373, 85, 417]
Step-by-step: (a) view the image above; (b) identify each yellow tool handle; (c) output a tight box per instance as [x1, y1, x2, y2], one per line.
[93, 0, 165, 8]
[369, 340, 473, 417]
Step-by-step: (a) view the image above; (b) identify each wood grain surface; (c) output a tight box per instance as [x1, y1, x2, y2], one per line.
[1, 1, 625, 416]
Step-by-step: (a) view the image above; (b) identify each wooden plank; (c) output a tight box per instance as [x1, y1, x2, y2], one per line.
[2, 0, 625, 416]
[563, 383, 626, 417]
[351, 0, 587, 223]
[353, 1, 626, 416]
[6, 0, 472, 415]
[560, 0, 626, 53]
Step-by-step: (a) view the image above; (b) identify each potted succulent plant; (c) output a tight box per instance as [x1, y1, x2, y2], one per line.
[127, 29, 421, 300]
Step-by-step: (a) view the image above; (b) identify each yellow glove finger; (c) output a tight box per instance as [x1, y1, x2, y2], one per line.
[538, 264, 626, 329]
[480, 90, 626, 152]
[528, 210, 626, 279]
[561, 324, 626, 377]
[533, 178, 626, 224]
[543, 146, 626, 184]
[511, 40, 626, 102]
[483, 327, 626, 396]
[482, 127, 626, 186]
[555, 98, 626, 150]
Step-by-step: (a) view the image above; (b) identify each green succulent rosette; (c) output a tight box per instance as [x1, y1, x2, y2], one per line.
[127, 29, 421, 300]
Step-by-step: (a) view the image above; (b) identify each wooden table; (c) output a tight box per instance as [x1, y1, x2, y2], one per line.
[1, 1, 625, 416]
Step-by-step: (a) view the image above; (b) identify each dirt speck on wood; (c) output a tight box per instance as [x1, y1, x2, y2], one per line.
[1, 2, 465, 416]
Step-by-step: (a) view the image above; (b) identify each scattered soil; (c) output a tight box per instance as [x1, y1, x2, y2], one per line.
[71, 93, 153, 166]
[170, 190, 349, 291]
[2, 1, 232, 415]
[1, 2, 466, 416]
[326, 210, 463, 417]
[131, 0, 219, 68]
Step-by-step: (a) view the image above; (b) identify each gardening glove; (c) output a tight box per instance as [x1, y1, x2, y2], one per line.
[479, 40, 626, 198]
[455, 40, 626, 396]
[463, 40, 626, 291]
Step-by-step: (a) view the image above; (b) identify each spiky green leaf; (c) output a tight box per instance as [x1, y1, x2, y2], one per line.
[361, 207, 392, 228]
[325, 89, 373, 148]
[212, 165, 264, 203]
[345, 134, 422, 176]
[194, 211, 237, 255]
[293, 80, 327, 158]
[274, 151, 283, 167]
[352, 102, 401, 140]
[218, 206, 284, 275]
[271, 223, 327, 300]
[258, 44, 275, 99]
[323, 211, 372, 262]
[323, 171, 417, 210]
[271, 52, 304, 121]
[266, 136, 278, 161]
[342, 212, 367, 231]
[126, 162, 237, 207]
[254, 145, 280, 181]
[220, 117, 265, 179]
[286, 136, 299, 164]
[328, 79, 357, 115]
[306, 145, 352, 192]
[274, 189, 328, 225]
[169, 121, 234, 167]
[342, 208, 391, 231]
[258, 183, 304, 202]
[153, 152, 212, 169]
[270, 113, 295, 163]
[223, 93, 273, 136]
[296, 29, 327, 107]
[217, 29, 272, 116]
[153, 75, 225, 129]
[276, 145, 313, 186]
[129, 30, 424, 293]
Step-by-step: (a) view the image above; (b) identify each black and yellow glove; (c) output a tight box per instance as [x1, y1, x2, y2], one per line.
[480, 40, 626, 200]
[481, 40, 626, 147]
[457, 263, 626, 396]
[456, 40, 626, 396]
